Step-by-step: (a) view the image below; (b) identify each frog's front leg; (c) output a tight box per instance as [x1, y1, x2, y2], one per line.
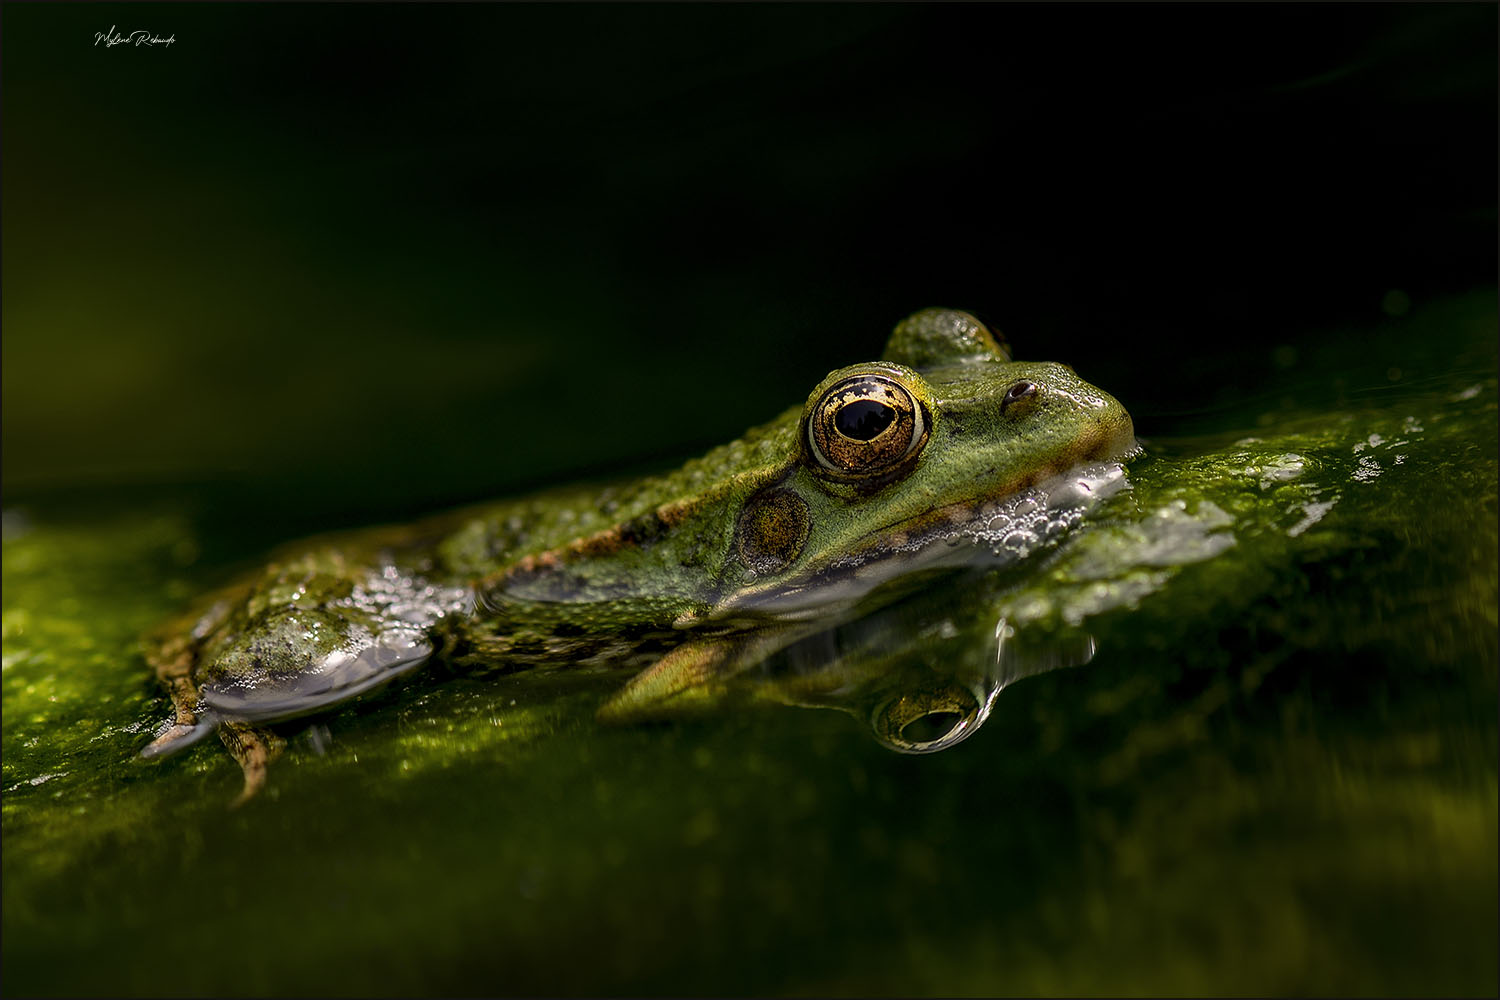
[218, 721, 287, 808]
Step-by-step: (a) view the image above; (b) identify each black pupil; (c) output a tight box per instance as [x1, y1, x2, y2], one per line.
[835, 399, 897, 440]
[1007, 381, 1035, 401]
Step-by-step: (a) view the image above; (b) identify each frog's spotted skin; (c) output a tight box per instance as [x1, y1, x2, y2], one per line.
[142, 309, 1137, 802]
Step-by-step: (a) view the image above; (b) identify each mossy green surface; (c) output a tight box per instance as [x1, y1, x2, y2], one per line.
[3, 301, 1496, 997]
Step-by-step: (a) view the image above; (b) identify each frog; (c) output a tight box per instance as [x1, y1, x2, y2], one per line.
[139, 308, 1137, 803]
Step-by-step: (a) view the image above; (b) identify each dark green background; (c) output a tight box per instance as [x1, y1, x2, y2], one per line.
[4, 3, 1495, 538]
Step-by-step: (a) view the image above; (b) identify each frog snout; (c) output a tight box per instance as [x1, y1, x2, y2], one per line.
[1078, 388, 1136, 461]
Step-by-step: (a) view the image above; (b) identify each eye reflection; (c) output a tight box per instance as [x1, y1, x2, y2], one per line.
[871, 686, 982, 754]
[701, 582, 1103, 758]
[899, 710, 965, 745]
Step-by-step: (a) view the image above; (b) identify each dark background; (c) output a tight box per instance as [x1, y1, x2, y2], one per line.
[4, 4, 1495, 540]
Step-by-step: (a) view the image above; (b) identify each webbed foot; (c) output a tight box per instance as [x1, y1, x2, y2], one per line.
[219, 721, 287, 808]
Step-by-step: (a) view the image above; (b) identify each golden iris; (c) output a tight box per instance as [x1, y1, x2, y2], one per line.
[806, 374, 927, 478]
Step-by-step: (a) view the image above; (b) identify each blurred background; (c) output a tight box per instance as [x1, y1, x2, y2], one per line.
[4, 4, 1496, 538]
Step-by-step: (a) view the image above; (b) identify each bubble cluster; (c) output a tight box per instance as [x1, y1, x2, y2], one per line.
[345, 563, 471, 628]
[970, 462, 1131, 562]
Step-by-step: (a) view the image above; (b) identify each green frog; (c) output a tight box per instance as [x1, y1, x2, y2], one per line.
[140, 308, 1137, 803]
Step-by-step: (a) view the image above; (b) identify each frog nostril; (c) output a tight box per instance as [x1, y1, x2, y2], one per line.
[1000, 379, 1039, 413]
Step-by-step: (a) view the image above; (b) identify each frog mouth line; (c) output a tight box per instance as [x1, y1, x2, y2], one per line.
[832, 430, 1141, 570]
[715, 453, 1135, 619]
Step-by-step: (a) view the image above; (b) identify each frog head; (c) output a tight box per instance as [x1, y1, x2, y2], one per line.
[711, 308, 1137, 617]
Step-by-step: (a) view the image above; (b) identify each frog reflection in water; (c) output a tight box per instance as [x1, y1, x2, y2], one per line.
[141, 309, 1137, 802]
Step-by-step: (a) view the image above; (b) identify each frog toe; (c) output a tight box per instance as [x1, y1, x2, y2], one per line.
[220, 722, 285, 808]
[139, 715, 219, 760]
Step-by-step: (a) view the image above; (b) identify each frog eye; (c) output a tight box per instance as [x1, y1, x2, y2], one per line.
[807, 374, 928, 478]
[1000, 379, 1039, 413]
[870, 687, 981, 754]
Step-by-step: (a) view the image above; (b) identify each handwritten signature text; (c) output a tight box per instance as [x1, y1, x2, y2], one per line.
[94, 26, 176, 48]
